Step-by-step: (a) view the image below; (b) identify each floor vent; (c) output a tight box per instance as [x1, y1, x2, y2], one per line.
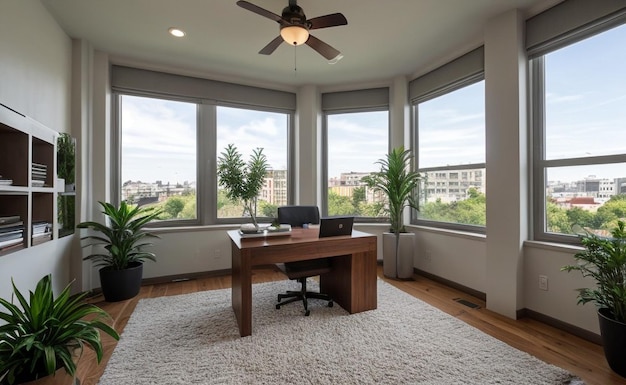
[171, 278, 192, 282]
[454, 298, 480, 309]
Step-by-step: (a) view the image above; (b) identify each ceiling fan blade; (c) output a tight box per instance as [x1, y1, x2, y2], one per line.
[237, 1, 283, 23]
[259, 36, 284, 55]
[308, 13, 348, 30]
[305, 35, 341, 61]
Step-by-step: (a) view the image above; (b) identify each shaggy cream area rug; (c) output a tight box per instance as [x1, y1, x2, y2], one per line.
[98, 279, 583, 384]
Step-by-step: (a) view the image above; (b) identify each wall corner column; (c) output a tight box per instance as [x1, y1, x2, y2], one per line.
[390, 75, 409, 151]
[295, 85, 321, 205]
[484, 9, 529, 318]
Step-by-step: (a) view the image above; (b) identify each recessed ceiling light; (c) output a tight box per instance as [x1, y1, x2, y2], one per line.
[168, 28, 186, 38]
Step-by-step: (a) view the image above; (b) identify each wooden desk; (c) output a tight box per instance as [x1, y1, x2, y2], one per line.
[228, 228, 378, 337]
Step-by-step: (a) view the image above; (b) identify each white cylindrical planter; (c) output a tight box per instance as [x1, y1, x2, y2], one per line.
[382, 232, 415, 279]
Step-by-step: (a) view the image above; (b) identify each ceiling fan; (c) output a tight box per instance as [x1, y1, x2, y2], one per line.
[236, 0, 348, 61]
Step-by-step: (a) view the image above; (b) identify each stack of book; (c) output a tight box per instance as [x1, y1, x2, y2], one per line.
[0, 216, 24, 252]
[32, 163, 47, 187]
[0, 174, 12, 186]
[32, 221, 52, 245]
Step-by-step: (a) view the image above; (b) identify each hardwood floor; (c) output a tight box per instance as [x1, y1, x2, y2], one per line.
[76, 266, 626, 385]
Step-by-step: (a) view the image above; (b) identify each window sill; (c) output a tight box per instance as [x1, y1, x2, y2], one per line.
[408, 224, 486, 241]
[523, 240, 583, 253]
[150, 224, 238, 235]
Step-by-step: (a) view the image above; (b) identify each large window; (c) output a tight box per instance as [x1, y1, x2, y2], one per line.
[532, 23, 626, 241]
[325, 110, 388, 218]
[119, 95, 198, 222]
[216, 106, 289, 220]
[117, 94, 292, 226]
[415, 80, 486, 230]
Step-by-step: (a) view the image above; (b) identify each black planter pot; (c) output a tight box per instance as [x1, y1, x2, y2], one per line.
[99, 262, 143, 302]
[598, 308, 626, 378]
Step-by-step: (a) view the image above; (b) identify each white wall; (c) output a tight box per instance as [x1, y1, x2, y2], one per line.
[0, 0, 72, 298]
[0, 0, 71, 132]
[413, 228, 487, 293]
[524, 242, 599, 334]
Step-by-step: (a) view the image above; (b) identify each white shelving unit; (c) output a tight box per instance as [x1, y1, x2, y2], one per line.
[0, 104, 57, 256]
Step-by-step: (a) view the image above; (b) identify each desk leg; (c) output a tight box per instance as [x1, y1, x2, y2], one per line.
[231, 244, 252, 337]
[321, 242, 377, 313]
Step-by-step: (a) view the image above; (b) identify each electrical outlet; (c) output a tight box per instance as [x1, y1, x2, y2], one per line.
[538, 275, 548, 291]
[424, 250, 432, 263]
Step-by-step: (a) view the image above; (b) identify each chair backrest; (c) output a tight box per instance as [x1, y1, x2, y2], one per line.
[277, 206, 320, 227]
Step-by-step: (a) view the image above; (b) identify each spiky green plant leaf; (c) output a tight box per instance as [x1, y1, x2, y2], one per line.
[362, 147, 421, 234]
[562, 220, 626, 323]
[77, 201, 163, 270]
[0, 275, 120, 384]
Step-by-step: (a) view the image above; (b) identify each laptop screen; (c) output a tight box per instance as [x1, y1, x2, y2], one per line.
[318, 216, 354, 238]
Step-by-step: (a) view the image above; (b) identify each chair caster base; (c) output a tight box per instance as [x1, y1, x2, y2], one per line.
[328, 301, 333, 307]
[304, 310, 310, 316]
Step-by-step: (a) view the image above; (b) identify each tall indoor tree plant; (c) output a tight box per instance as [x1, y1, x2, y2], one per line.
[217, 143, 269, 230]
[0, 274, 119, 385]
[562, 220, 626, 377]
[77, 201, 162, 302]
[363, 146, 420, 279]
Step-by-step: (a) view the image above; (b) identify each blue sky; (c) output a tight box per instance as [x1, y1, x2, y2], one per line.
[418, 81, 485, 169]
[545, 23, 626, 181]
[121, 96, 196, 184]
[327, 111, 388, 178]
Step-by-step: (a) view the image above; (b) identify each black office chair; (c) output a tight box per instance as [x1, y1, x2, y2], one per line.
[275, 205, 334, 316]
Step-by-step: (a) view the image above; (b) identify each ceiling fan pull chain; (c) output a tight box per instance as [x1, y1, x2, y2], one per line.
[294, 44, 298, 77]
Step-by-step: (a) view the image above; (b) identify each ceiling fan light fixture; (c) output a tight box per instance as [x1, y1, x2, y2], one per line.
[280, 25, 309, 46]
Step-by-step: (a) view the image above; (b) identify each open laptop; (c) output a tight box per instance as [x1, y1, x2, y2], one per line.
[318, 216, 354, 238]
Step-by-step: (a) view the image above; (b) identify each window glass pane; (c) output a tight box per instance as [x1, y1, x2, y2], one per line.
[418, 168, 486, 226]
[327, 111, 388, 217]
[216, 106, 289, 220]
[418, 81, 485, 169]
[417, 80, 486, 227]
[546, 164, 626, 236]
[545, 24, 626, 160]
[120, 95, 197, 221]
[538, 24, 626, 239]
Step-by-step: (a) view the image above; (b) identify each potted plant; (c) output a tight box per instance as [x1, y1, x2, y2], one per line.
[217, 143, 269, 230]
[0, 274, 119, 385]
[77, 201, 162, 302]
[362, 146, 420, 279]
[562, 220, 626, 377]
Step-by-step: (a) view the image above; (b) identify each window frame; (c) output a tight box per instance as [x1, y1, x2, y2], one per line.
[113, 91, 295, 227]
[322, 106, 390, 222]
[411, 74, 487, 234]
[530, 19, 626, 243]
[213, 102, 295, 225]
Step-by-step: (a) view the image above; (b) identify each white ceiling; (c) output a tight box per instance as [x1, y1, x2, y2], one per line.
[40, 0, 562, 90]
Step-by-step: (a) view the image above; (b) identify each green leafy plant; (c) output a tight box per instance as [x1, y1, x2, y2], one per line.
[362, 147, 421, 277]
[77, 201, 163, 270]
[0, 274, 119, 384]
[562, 220, 626, 323]
[217, 143, 269, 228]
[362, 146, 421, 234]
[57, 133, 75, 185]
